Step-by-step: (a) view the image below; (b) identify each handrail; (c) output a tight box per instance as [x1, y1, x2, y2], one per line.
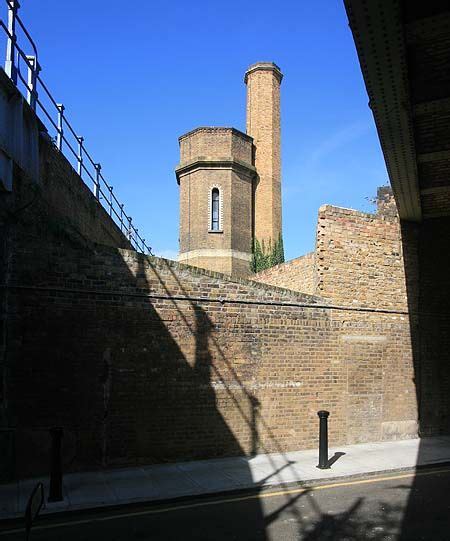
[1, 0, 152, 255]
[6, 0, 38, 60]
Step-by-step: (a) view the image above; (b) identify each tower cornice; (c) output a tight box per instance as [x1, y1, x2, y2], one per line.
[175, 157, 256, 184]
[244, 62, 283, 84]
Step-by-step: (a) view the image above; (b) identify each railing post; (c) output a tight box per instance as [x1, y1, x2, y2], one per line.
[77, 136, 84, 177]
[119, 204, 124, 231]
[94, 163, 101, 200]
[48, 426, 63, 502]
[56, 104, 65, 151]
[109, 186, 113, 216]
[317, 410, 330, 469]
[5, 0, 20, 84]
[127, 217, 132, 242]
[141, 238, 145, 253]
[25, 55, 39, 111]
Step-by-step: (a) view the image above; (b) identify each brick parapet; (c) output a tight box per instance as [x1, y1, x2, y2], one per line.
[316, 202, 406, 311]
[252, 252, 317, 295]
[178, 127, 253, 166]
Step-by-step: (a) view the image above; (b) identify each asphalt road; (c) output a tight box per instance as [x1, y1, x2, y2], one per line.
[2, 466, 450, 541]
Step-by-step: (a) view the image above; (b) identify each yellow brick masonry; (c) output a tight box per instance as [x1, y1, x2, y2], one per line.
[245, 62, 283, 246]
[254, 191, 407, 312]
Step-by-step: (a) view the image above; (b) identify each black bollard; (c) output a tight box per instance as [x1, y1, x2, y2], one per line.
[48, 427, 63, 502]
[317, 410, 330, 469]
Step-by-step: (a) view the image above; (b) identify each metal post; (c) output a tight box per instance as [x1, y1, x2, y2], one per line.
[56, 104, 65, 151]
[109, 186, 113, 216]
[317, 410, 330, 469]
[119, 204, 124, 231]
[48, 427, 63, 502]
[5, 0, 20, 84]
[94, 163, 101, 200]
[26, 55, 39, 110]
[77, 136, 84, 177]
[141, 238, 145, 253]
[127, 217, 132, 242]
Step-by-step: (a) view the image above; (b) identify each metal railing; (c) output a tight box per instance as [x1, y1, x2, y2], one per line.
[1, 0, 152, 255]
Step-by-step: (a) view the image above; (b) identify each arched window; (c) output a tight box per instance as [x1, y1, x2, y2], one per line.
[211, 188, 220, 231]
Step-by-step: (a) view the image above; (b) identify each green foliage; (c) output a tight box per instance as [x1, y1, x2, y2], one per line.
[250, 234, 285, 273]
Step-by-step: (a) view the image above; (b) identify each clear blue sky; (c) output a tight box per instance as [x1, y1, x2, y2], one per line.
[13, 0, 389, 261]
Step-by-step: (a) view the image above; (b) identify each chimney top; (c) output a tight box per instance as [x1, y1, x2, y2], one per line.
[244, 62, 283, 84]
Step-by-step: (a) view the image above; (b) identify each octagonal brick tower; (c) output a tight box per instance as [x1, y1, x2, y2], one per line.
[175, 127, 256, 277]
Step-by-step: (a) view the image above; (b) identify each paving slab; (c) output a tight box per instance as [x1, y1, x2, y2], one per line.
[141, 464, 204, 498]
[106, 468, 160, 502]
[1, 436, 449, 521]
[64, 471, 115, 508]
[0, 482, 18, 517]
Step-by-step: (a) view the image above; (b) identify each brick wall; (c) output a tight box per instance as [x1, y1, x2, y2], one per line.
[179, 127, 253, 164]
[1, 168, 420, 479]
[254, 189, 407, 311]
[252, 252, 316, 294]
[316, 203, 407, 310]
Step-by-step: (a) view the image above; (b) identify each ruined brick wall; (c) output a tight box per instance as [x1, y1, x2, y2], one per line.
[252, 252, 316, 294]
[316, 202, 407, 310]
[253, 188, 406, 311]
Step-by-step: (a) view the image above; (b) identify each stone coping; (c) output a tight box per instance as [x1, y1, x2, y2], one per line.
[319, 204, 398, 222]
[118, 247, 326, 305]
[178, 126, 253, 143]
[244, 61, 283, 84]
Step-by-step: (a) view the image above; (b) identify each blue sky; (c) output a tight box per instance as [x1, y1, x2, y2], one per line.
[11, 0, 389, 261]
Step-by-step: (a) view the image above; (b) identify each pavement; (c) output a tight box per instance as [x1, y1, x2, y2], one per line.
[1, 436, 450, 521]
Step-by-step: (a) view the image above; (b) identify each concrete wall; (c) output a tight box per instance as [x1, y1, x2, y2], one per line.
[0, 80, 129, 480]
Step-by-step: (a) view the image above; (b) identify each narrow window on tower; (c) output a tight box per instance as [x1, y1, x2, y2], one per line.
[211, 188, 220, 231]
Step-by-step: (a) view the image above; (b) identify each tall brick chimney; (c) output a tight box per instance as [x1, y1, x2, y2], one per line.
[244, 62, 283, 248]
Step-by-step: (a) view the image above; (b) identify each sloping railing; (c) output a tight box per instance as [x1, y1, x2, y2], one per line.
[1, 0, 152, 255]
